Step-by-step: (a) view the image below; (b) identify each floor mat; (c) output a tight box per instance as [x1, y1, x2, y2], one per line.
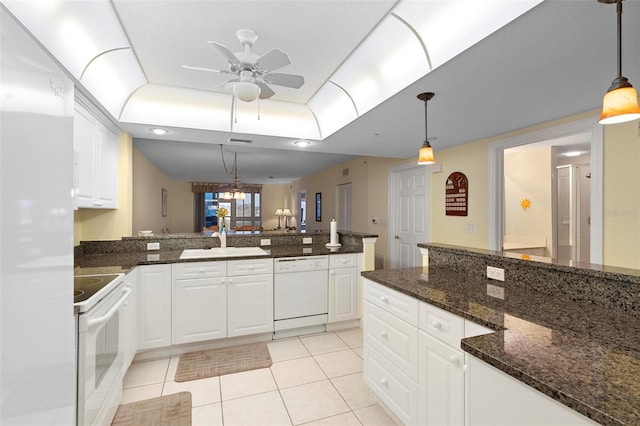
[175, 342, 273, 382]
[111, 392, 191, 426]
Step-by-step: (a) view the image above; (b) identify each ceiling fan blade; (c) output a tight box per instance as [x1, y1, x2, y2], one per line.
[263, 72, 304, 89]
[256, 81, 275, 99]
[182, 64, 230, 74]
[207, 41, 242, 66]
[256, 48, 291, 72]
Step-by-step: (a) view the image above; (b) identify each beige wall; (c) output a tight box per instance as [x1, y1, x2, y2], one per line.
[262, 184, 286, 230]
[132, 147, 173, 234]
[168, 181, 194, 233]
[429, 140, 491, 249]
[603, 119, 640, 268]
[504, 146, 553, 256]
[73, 132, 133, 244]
[285, 156, 405, 268]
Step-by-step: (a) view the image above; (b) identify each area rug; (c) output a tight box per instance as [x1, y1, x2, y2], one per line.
[111, 392, 191, 426]
[175, 342, 272, 382]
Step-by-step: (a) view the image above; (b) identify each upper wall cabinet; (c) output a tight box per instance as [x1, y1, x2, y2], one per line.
[73, 102, 118, 209]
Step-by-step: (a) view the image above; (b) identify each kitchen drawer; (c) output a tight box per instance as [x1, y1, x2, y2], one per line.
[364, 279, 419, 326]
[329, 253, 358, 269]
[227, 258, 273, 276]
[419, 302, 464, 348]
[364, 301, 418, 380]
[173, 261, 226, 279]
[364, 343, 418, 426]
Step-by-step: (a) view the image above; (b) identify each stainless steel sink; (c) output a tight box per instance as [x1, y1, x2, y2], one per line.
[179, 247, 268, 259]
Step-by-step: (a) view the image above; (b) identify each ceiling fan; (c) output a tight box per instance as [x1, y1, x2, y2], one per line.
[182, 29, 304, 102]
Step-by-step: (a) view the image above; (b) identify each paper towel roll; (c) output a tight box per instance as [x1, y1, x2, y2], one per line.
[330, 218, 337, 245]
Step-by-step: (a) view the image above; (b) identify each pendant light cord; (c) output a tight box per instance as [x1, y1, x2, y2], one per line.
[616, 0, 622, 78]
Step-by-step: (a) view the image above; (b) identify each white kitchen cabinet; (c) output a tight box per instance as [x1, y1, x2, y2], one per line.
[121, 268, 138, 372]
[418, 331, 465, 425]
[227, 273, 273, 337]
[328, 254, 358, 323]
[73, 102, 118, 209]
[417, 301, 492, 426]
[227, 258, 273, 337]
[465, 355, 597, 425]
[137, 264, 172, 350]
[363, 279, 419, 425]
[172, 261, 227, 345]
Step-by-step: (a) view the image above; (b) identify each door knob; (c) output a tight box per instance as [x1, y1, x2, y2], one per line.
[394, 235, 400, 240]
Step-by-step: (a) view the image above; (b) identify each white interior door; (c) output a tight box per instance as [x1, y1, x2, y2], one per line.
[337, 183, 352, 231]
[390, 165, 429, 268]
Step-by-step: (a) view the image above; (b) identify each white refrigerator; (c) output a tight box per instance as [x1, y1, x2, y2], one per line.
[0, 6, 76, 425]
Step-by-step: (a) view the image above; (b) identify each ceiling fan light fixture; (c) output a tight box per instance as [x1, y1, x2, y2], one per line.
[598, 0, 640, 125]
[233, 81, 261, 102]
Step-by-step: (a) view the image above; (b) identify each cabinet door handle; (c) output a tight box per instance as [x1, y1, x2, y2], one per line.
[228, 278, 233, 283]
[330, 270, 335, 275]
[380, 378, 388, 387]
[199, 268, 205, 273]
[431, 320, 441, 329]
[380, 331, 388, 338]
[448, 355, 459, 364]
[248, 265, 254, 270]
[380, 296, 388, 303]
[462, 364, 468, 373]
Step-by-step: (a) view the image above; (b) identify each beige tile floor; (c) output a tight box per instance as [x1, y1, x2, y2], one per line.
[122, 328, 399, 425]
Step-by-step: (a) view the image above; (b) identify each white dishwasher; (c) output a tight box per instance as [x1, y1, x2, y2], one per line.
[274, 256, 329, 334]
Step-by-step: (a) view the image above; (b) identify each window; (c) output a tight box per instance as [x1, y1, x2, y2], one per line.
[196, 190, 262, 231]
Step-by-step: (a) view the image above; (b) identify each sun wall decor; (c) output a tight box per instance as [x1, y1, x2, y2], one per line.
[520, 198, 532, 211]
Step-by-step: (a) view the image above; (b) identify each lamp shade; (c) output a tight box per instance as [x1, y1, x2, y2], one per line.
[599, 86, 640, 124]
[282, 208, 292, 216]
[418, 141, 435, 165]
[275, 208, 283, 216]
[233, 82, 260, 102]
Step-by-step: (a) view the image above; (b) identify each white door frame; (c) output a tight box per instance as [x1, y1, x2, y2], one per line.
[488, 114, 603, 264]
[388, 162, 430, 268]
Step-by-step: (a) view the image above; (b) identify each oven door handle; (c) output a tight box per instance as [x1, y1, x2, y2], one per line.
[86, 287, 132, 329]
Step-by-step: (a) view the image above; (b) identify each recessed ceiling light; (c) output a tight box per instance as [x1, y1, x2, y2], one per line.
[294, 140, 310, 147]
[563, 151, 582, 157]
[150, 128, 169, 135]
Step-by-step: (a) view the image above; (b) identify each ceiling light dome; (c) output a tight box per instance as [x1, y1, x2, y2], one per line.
[233, 82, 260, 102]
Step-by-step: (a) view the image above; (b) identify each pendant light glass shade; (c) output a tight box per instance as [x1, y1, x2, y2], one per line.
[417, 92, 436, 165]
[418, 141, 435, 165]
[599, 86, 640, 124]
[598, 0, 640, 124]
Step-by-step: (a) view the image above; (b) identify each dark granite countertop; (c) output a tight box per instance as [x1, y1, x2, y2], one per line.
[361, 267, 640, 425]
[75, 244, 363, 276]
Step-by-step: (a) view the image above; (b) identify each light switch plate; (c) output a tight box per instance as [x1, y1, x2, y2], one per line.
[260, 239, 271, 246]
[303, 237, 312, 244]
[147, 242, 160, 250]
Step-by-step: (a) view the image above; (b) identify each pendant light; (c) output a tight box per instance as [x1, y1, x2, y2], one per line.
[598, 0, 640, 124]
[417, 92, 436, 165]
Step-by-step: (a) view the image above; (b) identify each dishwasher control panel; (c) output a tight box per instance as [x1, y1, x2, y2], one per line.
[274, 255, 329, 272]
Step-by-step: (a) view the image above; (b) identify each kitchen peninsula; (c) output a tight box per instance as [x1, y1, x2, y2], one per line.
[361, 243, 640, 425]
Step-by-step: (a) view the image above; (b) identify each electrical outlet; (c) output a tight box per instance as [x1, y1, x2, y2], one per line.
[303, 237, 312, 244]
[147, 253, 160, 261]
[486, 283, 505, 300]
[486, 266, 505, 281]
[260, 239, 271, 246]
[147, 242, 160, 250]
[303, 247, 313, 254]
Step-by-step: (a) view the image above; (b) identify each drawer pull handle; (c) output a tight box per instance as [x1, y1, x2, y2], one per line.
[380, 378, 388, 387]
[431, 320, 441, 329]
[248, 266, 254, 270]
[448, 355, 459, 364]
[199, 268, 205, 273]
[228, 278, 233, 283]
[380, 331, 388, 338]
[462, 364, 468, 373]
[380, 296, 388, 303]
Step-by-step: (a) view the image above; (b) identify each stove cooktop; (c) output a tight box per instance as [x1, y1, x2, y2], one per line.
[74, 274, 124, 312]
